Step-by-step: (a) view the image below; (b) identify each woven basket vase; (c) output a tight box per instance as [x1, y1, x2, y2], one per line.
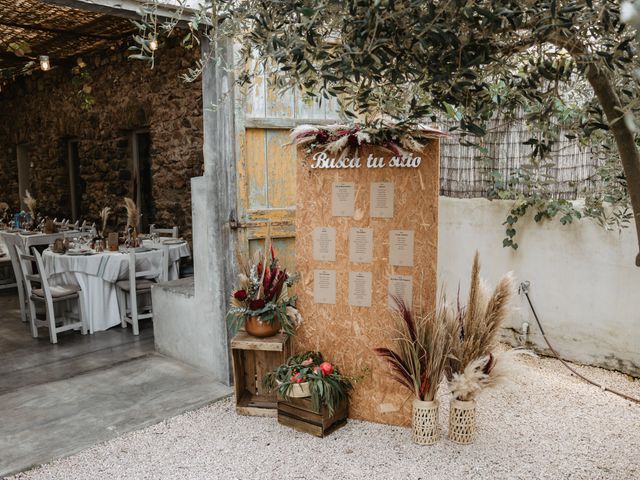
[412, 399, 439, 445]
[448, 399, 477, 444]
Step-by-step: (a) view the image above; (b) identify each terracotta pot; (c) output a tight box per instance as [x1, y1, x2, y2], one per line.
[448, 399, 477, 444]
[412, 399, 439, 445]
[244, 316, 281, 337]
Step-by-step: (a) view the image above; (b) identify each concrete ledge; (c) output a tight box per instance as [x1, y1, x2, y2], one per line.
[152, 278, 220, 375]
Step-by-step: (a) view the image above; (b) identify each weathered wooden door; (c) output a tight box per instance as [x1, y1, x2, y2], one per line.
[234, 77, 339, 271]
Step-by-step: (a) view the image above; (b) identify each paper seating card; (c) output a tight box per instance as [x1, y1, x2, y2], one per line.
[331, 182, 356, 217]
[348, 271, 372, 307]
[370, 182, 394, 218]
[349, 227, 373, 263]
[312, 227, 337, 262]
[389, 230, 414, 267]
[388, 274, 413, 309]
[314, 269, 337, 304]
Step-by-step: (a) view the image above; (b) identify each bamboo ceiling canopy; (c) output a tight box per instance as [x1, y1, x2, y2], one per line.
[0, 0, 136, 73]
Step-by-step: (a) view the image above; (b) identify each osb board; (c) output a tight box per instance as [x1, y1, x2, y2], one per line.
[295, 144, 439, 426]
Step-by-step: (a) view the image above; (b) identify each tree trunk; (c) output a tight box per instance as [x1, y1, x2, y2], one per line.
[585, 63, 640, 267]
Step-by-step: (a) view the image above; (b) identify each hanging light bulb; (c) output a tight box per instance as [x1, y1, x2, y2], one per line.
[149, 37, 158, 51]
[39, 55, 50, 71]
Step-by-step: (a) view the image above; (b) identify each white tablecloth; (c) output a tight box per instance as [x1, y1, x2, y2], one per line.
[43, 242, 190, 332]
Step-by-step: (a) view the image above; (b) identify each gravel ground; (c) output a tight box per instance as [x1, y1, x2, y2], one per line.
[9, 354, 640, 480]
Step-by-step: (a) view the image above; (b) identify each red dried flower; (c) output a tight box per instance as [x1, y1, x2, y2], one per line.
[315, 131, 329, 143]
[249, 299, 266, 310]
[233, 290, 248, 301]
[347, 134, 359, 148]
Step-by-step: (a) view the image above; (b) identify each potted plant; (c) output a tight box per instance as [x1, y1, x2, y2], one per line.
[446, 251, 519, 444]
[374, 298, 455, 445]
[227, 234, 302, 337]
[263, 351, 355, 415]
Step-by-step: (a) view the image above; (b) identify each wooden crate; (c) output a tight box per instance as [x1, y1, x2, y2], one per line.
[231, 331, 292, 417]
[277, 396, 348, 437]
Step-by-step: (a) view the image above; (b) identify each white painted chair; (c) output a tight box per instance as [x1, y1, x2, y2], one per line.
[150, 224, 179, 239]
[0, 255, 16, 291]
[116, 248, 167, 335]
[16, 247, 86, 344]
[3, 241, 29, 322]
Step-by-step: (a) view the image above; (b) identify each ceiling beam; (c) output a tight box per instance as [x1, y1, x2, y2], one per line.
[0, 20, 128, 41]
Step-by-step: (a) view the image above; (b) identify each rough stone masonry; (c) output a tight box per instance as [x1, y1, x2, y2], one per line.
[0, 38, 203, 242]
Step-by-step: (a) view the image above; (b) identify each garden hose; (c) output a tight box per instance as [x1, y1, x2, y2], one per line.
[518, 281, 640, 405]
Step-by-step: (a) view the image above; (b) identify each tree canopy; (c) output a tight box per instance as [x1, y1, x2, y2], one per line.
[139, 0, 640, 264]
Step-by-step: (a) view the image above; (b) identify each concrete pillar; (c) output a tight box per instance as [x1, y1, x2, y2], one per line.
[153, 37, 238, 385]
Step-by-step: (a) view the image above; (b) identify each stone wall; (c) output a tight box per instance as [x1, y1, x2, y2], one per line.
[0, 39, 203, 241]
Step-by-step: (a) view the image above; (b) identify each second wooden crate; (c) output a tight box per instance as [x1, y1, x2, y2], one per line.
[277, 397, 348, 437]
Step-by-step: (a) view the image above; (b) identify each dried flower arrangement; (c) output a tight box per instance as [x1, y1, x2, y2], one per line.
[290, 122, 445, 160]
[227, 232, 302, 337]
[374, 297, 455, 402]
[23, 190, 37, 224]
[123, 197, 139, 230]
[446, 251, 519, 402]
[99, 207, 111, 238]
[262, 351, 357, 415]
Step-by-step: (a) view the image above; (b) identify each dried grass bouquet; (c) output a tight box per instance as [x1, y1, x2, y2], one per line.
[446, 251, 523, 402]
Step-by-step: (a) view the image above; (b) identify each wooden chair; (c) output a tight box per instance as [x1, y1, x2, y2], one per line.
[0, 254, 17, 291]
[16, 247, 86, 344]
[150, 224, 179, 239]
[116, 248, 167, 335]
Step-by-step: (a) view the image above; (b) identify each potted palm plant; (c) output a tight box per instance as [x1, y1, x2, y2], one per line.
[446, 251, 519, 444]
[375, 298, 454, 445]
[227, 233, 302, 337]
[263, 351, 356, 415]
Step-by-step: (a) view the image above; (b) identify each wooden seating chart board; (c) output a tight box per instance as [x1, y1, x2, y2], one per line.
[295, 143, 440, 426]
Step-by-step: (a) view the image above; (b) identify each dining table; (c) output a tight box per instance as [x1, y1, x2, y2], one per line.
[42, 239, 191, 333]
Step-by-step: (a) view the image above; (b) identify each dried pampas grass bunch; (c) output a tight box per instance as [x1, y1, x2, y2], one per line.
[446, 251, 518, 401]
[99, 207, 111, 237]
[375, 297, 456, 402]
[123, 197, 139, 230]
[447, 251, 514, 377]
[448, 349, 532, 401]
[23, 190, 37, 220]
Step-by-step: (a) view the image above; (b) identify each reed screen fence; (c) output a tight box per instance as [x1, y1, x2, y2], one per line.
[439, 118, 604, 200]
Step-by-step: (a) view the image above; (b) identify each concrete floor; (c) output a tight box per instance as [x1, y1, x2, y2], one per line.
[0, 290, 231, 477]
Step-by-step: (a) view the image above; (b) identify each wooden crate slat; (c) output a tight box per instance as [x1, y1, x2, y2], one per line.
[231, 331, 288, 351]
[243, 350, 257, 395]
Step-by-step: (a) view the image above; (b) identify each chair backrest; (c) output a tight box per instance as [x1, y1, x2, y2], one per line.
[128, 249, 166, 285]
[16, 247, 51, 303]
[79, 222, 95, 233]
[150, 224, 179, 239]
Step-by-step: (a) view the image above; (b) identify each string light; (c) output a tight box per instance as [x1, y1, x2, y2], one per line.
[149, 38, 158, 51]
[39, 55, 50, 71]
